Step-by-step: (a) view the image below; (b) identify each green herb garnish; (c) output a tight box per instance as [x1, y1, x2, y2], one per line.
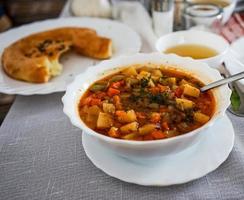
[148, 92, 169, 105]
[140, 77, 149, 88]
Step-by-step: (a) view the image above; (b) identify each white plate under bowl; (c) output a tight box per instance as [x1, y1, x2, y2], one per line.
[82, 115, 234, 186]
[0, 17, 141, 95]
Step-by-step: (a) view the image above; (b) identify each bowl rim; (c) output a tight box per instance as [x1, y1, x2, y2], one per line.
[62, 52, 231, 146]
[155, 30, 229, 60]
[184, 3, 223, 18]
[186, 0, 237, 8]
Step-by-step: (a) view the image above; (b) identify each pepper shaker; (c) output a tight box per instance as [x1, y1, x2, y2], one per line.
[152, 0, 174, 37]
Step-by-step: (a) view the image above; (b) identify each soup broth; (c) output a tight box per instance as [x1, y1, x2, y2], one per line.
[78, 65, 215, 141]
[164, 44, 218, 59]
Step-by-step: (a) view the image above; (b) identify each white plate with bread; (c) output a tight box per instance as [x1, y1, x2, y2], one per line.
[0, 17, 141, 95]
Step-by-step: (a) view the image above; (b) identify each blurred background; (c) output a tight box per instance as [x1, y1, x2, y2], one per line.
[0, 0, 244, 27]
[0, 0, 244, 124]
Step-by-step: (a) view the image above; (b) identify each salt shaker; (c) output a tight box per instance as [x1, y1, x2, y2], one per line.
[152, 0, 174, 37]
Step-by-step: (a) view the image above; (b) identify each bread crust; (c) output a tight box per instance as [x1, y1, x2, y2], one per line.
[2, 27, 112, 83]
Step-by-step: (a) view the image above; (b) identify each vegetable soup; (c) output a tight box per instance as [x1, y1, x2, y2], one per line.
[78, 65, 215, 141]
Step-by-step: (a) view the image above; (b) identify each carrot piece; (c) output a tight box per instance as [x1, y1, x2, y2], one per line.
[150, 113, 161, 123]
[110, 80, 125, 89]
[159, 107, 169, 113]
[143, 134, 154, 140]
[157, 84, 169, 92]
[116, 104, 123, 110]
[149, 85, 169, 94]
[151, 130, 167, 139]
[113, 95, 122, 110]
[174, 87, 183, 98]
[81, 96, 92, 106]
[115, 110, 126, 116]
[110, 82, 121, 89]
[107, 87, 120, 97]
[95, 92, 107, 99]
[136, 112, 146, 119]
[108, 127, 120, 138]
[149, 87, 160, 94]
[90, 98, 102, 106]
[162, 121, 170, 131]
[113, 95, 121, 104]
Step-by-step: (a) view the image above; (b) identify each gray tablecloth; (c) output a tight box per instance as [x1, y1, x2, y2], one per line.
[0, 93, 244, 200]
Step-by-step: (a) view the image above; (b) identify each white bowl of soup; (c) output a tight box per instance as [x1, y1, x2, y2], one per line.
[156, 30, 229, 69]
[62, 53, 231, 160]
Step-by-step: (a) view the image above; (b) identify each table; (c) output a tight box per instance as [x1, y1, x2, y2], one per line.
[1, 1, 244, 198]
[0, 93, 244, 200]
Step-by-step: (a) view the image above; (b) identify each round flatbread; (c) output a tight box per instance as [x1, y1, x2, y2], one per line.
[2, 27, 112, 83]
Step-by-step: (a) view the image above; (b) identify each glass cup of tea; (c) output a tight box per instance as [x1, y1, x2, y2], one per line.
[183, 3, 223, 32]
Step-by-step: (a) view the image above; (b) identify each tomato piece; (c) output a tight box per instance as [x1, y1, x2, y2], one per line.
[95, 92, 107, 99]
[107, 87, 120, 97]
[143, 134, 154, 140]
[150, 113, 161, 123]
[157, 84, 169, 92]
[113, 95, 121, 104]
[108, 127, 120, 138]
[81, 96, 92, 106]
[149, 87, 160, 94]
[151, 130, 167, 139]
[110, 80, 125, 89]
[110, 82, 121, 89]
[136, 112, 146, 119]
[161, 121, 170, 131]
[115, 110, 126, 116]
[113, 95, 122, 110]
[159, 107, 169, 113]
[90, 98, 102, 106]
[174, 87, 183, 98]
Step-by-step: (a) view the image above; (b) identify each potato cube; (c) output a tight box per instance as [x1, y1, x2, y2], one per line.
[151, 69, 162, 77]
[123, 133, 137, 140]
[120, 122, 139, 133]
[183, 84, 200, 98]
[179, 79, 189, 86]
[122, 67, 138, 76]
[137, 71, 151, 80]
[138, 124, 156, 135]
[103, 103, 115, 114]
[86, 114, 97, 124]
[88, 105, 101, 115]
[167, 77, 176, 85]
[117, 110, 137, 123]
[148, 79, 155, 87]
[126, 110, 137, 121]
[97, 112, 113, 129]
[108, 127, 119, 138]
[151, 75, 160, 82]
[82, 105, 89, 114]
[85, 105, 101, 123]
[176, 98, 194, 110]
[194, 112, 210, 124]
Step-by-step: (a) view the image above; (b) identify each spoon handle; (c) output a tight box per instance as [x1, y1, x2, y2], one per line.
[200, 71, 244, 92]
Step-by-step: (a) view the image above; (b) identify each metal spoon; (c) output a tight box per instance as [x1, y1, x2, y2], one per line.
[200, 71, 244, 92]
